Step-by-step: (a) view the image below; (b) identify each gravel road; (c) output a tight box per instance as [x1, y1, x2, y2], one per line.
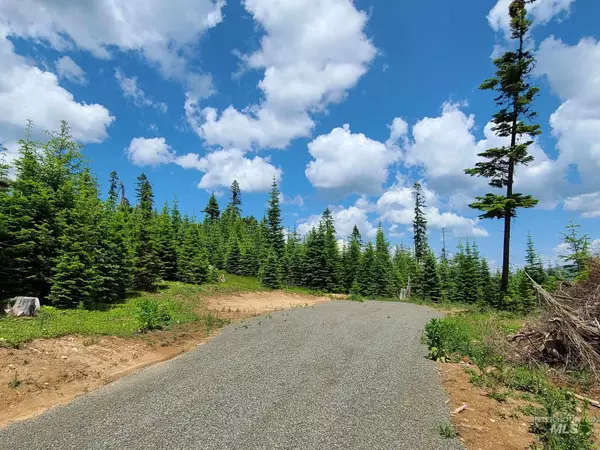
[0, 300, 462, 449]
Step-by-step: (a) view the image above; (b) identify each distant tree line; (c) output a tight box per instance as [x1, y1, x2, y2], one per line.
[0, 121, 588, 313]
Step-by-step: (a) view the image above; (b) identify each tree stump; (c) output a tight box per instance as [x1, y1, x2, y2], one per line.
[5, 297, 40, 317]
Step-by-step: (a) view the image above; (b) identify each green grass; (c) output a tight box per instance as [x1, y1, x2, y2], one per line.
[423, 309, 526, 366]
[0, 275, 335, 347]
[0, 278, 254, 347]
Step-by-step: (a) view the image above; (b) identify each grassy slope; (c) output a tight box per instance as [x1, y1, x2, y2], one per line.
[0, 275, 336, 347]
[0, 275, 262, 347]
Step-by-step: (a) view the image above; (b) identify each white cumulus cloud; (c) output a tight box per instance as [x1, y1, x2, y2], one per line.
[0, 30, 114, 165]
[189, 0, 377, 150]
[0, 0, 224, 95]
[126, 137, 175, 167]
[175, 149, 282, 193]
[305, 123, 400, 196]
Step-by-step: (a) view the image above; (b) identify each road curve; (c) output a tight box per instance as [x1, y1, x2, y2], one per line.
[0, 300, 462, 449]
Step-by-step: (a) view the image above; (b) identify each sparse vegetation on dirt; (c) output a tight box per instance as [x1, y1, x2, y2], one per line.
[425, 302, 600, 449]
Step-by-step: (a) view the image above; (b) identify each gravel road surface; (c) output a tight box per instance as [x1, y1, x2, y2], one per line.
[0, 300, 462, 449]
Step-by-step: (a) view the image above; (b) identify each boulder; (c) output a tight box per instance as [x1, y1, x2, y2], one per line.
[5, 296, 40, 317]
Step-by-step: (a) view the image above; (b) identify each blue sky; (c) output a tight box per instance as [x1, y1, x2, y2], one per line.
[1, 0, 599, 268]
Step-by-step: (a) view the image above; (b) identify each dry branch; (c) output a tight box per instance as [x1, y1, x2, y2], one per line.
[511, 261, 600, 376]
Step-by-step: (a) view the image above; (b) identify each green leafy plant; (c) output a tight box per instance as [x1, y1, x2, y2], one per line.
[8, 374, 21, 389]
[438, 423, 457, 439]
[134, 299, 171, 332]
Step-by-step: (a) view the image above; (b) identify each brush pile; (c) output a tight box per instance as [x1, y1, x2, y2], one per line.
[512, 260, 600, 375]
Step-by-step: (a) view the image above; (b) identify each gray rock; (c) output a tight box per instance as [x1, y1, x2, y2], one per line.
[5, 296, 40, 317]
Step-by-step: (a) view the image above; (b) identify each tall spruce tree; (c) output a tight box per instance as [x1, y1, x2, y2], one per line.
[266, 178, 285, 259]
[260, 249, 282, 289]
[373, 223, 393, 297]
[107, 171, 120, 206]
[302, 226, 327, 290]
[524, 232, 546, 285]
[203, 193, 221, 222]
[229, 180, 242, 216]
[344, 226, 362, 291]
[465, 0, 540, 292]
[357, 241, 377, 297]
[412, 182, 428, 261]
[421, 250, 442, 302]
[226, 238, 243, 275]
[132, 173, 160, 291]
[178, 221, 210, 284]
[283, 228, 303, 286]
[156, 202, 178, 280]
[50, 170, 102, 308]
[322, 209, 342, 292]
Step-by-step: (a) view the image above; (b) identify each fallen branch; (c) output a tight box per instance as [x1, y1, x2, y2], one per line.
[571, 393, 600, 409]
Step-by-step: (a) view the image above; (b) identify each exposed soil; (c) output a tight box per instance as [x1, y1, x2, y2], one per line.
[441, 362, 536, 450]
[0, 292, 330, 428]
[209, 291, 331, 317]
[441, 362, 600, 449]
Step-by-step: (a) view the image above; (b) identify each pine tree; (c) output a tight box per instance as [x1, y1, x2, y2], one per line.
[266, 178, 285, 259]
[357, 242, 377, 297]
[344, 226, 362, 291]
[203, 193, 221, 223]
[229, 180, 242, 216]
[240, 216, 260, 277]
[524, 232, 546, 286]
[203, 220, 225, 270]
[412, 182, 428, 261]
[96, 197, 132, 303]
[260, 250, 282, 289]
[50, 170, 102, 308]
[373, 223, 392, 297]
[421, 250, 442, 302]
[4, 121, 80, 299]
[438, 249, 453, 302]
[302, 227, 327, 290]
[465, 0, 540, 292]
[119, 181, 131, 212]
[479, 258, 496, 306]
[156, 202, 178, 281]
[283, 228, 303, 286]
[131, 173, 160, 291]
[321, 208, 342, 292]
[392, 245, 415, 290]
[463, 240, 480, 303]
[227, 238, 243, 275]
[559, 220, 590, 279]
[177, 221, 210, 284]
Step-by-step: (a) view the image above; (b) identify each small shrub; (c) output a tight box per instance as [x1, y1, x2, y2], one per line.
[348, 293, 365, 303]
[134, 299, 171, 332]
[423, 318, 467, 362]
[438, 423, 457, 439]
[8, 374, 21, 389]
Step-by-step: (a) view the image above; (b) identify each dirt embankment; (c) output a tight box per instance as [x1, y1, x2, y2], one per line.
[441, 362, 536, 450]
[0, 292, 330, 428]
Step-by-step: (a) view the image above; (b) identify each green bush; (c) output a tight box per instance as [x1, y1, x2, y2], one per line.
[423, 317, 477, 363]
[134, 299, 172, 331]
